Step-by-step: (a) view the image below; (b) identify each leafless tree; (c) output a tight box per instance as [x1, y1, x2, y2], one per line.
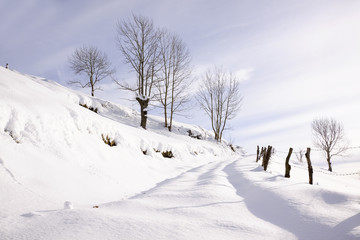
[311, 118, 348, 172]
[116, 14, 160, 129]
[69, 45, 113, 97]
[154, 30, 192, 131]
[295, 148, 304, 162]
[197, 67, 242, 142]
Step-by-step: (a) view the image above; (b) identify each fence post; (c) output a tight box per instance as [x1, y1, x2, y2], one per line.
[305, 147, 313, 185]
[256, 145, 260, 162]
[285, 147, 293, 178]
[261, 147, 266, 167]
[263, 145, 272, 171]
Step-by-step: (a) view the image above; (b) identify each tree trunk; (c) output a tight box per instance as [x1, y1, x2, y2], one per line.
[326, 151, 332, 172]
[214, 132, 220, 142]
[168, 113, 173, 132]
[136, 97, 150, 129]
[164, 107, 168, 128]
[90, 75, 95, 97]
[305, 147, 313, 185]
[168, 104, 174, 132]
[285, 147, 293, 178]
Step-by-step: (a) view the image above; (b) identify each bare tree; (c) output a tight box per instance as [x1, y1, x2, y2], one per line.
[154, 30, 192, 131]
[295, 148, 304, 162]
[311, 118, 348, 172]
[197, 67, 242, 142]
[116, 14, 160, 129]
[69, 45, 113, 97]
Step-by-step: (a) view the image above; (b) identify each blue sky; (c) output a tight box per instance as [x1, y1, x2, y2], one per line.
[1, 0, 360, 153]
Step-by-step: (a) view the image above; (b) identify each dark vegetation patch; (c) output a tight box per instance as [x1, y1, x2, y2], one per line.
[79, 103, 98, 113]
[161, 150, 174, 158]
[5, 130, 20, 144]
[229, 144, 236, 152]
[101, 134, 116, 147]
[187, 130, 203, 140]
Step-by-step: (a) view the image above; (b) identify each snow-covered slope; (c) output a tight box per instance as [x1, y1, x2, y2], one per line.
[0, 66, 235, 216]
[1, 67, 359, 240]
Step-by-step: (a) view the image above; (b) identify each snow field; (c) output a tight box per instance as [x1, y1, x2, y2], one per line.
[1, 66, 359, 239]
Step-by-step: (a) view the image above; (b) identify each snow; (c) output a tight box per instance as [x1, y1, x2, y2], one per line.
[0, 66, 359, 239]
[63, 201, 73, 210]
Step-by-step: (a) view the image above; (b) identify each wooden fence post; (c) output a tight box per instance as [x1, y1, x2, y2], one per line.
[285, 147, 293, 178]
[260, 147, 265, 162]
[261, 147, 267, 167]
[263, 145, 272, 171]
[305, 147, 313, 185]
[256, 145, 260, 162]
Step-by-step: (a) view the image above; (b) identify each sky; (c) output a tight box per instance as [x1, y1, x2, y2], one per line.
[1, 0, 360, 153]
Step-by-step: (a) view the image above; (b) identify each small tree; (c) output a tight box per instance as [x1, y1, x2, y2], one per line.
[295, 148, 304, 162]
[197, 67, 242, 142]
[311, 118, 348, 172]
[69, 45, 113, 96]
[116, 14, 160, 129]
[154, 30, 192, 131]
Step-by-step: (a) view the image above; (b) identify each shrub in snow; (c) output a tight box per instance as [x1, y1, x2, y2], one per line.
[229, 144, 236, 152]
[64, 201, 73, 209]
[162, 150, 174, 158]
[79, 103, 98, 113]
[187, 130, 203, 140]
[5, 130, 21, 144]
[142, 147, 156, 157]
[101, 134, 116, 147]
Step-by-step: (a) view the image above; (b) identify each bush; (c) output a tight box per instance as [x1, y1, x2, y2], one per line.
[79, 103, 98, 113]
[5, 130, 20, 144]
[162, 150, 174, 158]
[187, 130, 203, 140]
[101, 134, 116, 147]
[229, 144, 235, 152]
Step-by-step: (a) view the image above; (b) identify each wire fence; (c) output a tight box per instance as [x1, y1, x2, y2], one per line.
[254, 145, 360, 177]
[288, 162, 360, 177]
[272, 146, 360, 154]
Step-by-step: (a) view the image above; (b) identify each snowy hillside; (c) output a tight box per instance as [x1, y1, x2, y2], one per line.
[1, 67, 359, 240]
[0, 66, 235, 213]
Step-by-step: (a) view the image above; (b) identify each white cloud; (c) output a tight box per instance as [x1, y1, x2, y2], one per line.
[235, 68, 253, 82]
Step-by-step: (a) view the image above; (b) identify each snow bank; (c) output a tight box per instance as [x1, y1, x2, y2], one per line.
[0, 67, 236, 216]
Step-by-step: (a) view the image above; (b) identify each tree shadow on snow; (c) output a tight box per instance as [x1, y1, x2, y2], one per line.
[321, 191, 348, 204]
[224, 161, 358, 240]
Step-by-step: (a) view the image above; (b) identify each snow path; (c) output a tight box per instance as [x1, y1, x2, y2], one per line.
[0, 158, 290, 240]
[224, 159, 360, 240]
[1, 157, 359, 240]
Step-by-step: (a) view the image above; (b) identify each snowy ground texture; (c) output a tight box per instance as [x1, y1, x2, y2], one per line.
[1, 66, 359, 239]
